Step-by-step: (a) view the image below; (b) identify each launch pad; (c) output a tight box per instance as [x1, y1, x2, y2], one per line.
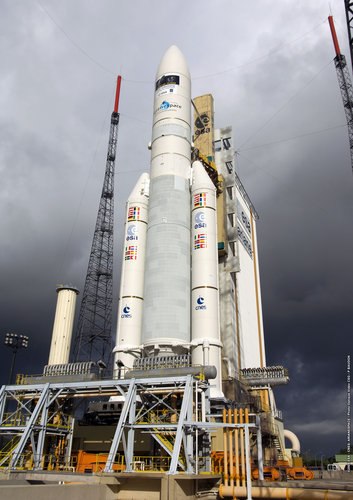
[0, 373, 261, 484]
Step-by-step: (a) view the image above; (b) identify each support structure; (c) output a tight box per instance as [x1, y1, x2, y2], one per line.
[0, 376, 260, 478]
[72, 77, 122, 372]
[348, 354, 351, 471]
[345, 0, 353, 73]
[328, 16, 353, 173]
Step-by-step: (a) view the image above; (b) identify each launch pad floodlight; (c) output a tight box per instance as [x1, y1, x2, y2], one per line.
[4, 333, 29, 384]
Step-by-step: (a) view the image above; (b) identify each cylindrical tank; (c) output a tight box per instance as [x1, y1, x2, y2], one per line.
[142, 45, 192, 354]
[48, 285, 79, 366]
[191, 161, 223, 398]
[113, 173, 149, 374]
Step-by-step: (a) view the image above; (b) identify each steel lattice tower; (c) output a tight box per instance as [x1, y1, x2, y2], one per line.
[345, 0, 353, 72]
[72, 77, 122, 372]
[329, 16, 353, 173]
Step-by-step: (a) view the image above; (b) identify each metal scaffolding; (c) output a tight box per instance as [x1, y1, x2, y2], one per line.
[0, 375, 261, 479]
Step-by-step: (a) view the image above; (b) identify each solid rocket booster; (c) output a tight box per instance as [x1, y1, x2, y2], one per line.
[113, 173, 149, 373]
[141, 46, 192, 353]
[191, 161, 222, 397]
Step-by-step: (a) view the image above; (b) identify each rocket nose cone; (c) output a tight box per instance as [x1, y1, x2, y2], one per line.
[156, 45, 190, 79]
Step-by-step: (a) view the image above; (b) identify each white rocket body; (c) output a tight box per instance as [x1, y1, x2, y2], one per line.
[48, 286, 79, 366]
[191, 162, 222, 398]
[113, 173, 149, 374]
[141, 45, 192, 354]
[114, 47, 224, 398]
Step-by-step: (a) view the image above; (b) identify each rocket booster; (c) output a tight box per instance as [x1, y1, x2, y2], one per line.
[142, 46, 192, 352]
[113, 173, 149, 373]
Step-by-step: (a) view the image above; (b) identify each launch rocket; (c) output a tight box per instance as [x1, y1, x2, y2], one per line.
[114, 46, 223, 398]
[142, 45, 192, 351]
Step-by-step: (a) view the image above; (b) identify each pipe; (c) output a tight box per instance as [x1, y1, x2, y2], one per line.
[234, 409, 240, 487]
[239, 409, 245, 487]
[125, 365, 217, 379]
[228, 409, 234, 487]
[283, 429, 301, 455]
[223, 409, 228, 486]
[219, 485, 353, 499]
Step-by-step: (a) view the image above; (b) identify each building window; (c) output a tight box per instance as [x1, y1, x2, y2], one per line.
[222, 137, 231, 150]
[214, 140, 222, 152]
[226, 186, 233, 200]
[225, 161, 233, 173]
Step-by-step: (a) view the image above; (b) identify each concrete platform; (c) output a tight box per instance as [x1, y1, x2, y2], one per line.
[0, 470, 221, 500]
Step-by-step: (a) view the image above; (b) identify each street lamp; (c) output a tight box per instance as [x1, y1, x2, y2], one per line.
[4, 333, 29, 384]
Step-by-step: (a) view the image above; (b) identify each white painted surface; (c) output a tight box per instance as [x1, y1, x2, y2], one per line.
[191, 161, 223, 398]
[48, 287, 78, 365]
[142, 46, 192, 354]
[113, 173, 149, 373]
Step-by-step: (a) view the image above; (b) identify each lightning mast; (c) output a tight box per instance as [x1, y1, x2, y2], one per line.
[328, 16, 353, 173]
[344, 0, 353, 72]
[72, 76, 122, 373]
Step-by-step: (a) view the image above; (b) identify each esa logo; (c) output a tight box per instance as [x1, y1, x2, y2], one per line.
[121, 306, 132, 319]
[195, 296, 206, 310]
[126, 224, 138, 241]
[194, 211, 207, 230]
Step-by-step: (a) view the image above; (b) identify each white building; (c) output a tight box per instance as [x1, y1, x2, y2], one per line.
[214, 126, 266, 378]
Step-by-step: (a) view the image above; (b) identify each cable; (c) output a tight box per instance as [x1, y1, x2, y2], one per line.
[56, 94, 114, 280]
[36, 0, 115, 76]
[238, 59, 333, 150]
[34, 3, 326, 89]
[193, 19, 327, 80]
[238, 123, 346, 152]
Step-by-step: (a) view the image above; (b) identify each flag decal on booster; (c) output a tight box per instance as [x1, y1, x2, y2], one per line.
[194, 193, 206, 207]
[128, 207, 140, 221]
[125, 246, 137, 260]
[194, 234, 207, 249]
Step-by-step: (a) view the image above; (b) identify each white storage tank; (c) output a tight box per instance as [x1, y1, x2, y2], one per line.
[48, 285, 79, 366]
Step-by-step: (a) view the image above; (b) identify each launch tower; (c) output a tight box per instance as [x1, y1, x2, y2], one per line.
[72, 77, 122, 372]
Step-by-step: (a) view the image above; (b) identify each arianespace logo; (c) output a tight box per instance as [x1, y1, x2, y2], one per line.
[155, 100, 181, 113]
[121, 305, 132, 319]
[195, 296, 206, 310]
[160, 101, 170, 111]
[194, 211, 207, 230]
[126, 224, 138, 241]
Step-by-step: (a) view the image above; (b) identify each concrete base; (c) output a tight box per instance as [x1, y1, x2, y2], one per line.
[0, 470, 221, 500]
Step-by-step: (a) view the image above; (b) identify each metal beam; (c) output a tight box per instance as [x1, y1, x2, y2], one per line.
[104, 379, 136, 472]
[256, 415, 264, 481]
[9, 383, 50, 468]
[168, 375, 193, 474]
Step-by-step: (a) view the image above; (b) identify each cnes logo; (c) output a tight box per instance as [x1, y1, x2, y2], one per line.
[195, 296, 206, 310]
[121, 305, 132, 318]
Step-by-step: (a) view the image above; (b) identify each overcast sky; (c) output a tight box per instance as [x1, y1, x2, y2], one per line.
[0, 0, 352, 459]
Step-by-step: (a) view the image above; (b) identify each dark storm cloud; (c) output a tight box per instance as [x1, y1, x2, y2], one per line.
[0, 0, 351, 458]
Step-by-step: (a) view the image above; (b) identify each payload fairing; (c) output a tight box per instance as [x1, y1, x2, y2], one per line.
[113, 45, 222, 397]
